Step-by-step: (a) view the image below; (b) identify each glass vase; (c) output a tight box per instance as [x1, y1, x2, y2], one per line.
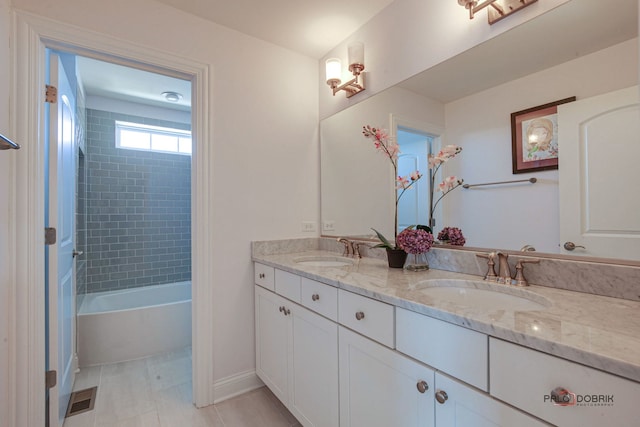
[405, 253, 429, 271]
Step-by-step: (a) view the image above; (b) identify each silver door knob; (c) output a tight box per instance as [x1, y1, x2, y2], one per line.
[563, 242, 585, 251]
[416, 380, 429, 394]
[72, 249, 83, 258]
[311, 294, 320, 301]
[435, 390, 448, 404]
[355, 311, 365, 321]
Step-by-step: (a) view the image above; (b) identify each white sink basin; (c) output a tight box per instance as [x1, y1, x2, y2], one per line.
[294, 256, 354, 267]
[415, 279, 550, 312]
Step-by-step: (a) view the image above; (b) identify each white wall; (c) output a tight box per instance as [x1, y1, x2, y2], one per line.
[0, 0, 13, 423]
[319, 0, 570, 119]
[443, 38, 638, 253]
[5, 0, 318, 402]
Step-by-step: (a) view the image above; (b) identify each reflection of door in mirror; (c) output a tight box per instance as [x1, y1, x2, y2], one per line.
[558, 86, 640, 261]
[397, 128, 432, 231]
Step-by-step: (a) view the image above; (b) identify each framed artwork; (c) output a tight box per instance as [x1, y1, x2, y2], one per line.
[511, 96, 576, 174]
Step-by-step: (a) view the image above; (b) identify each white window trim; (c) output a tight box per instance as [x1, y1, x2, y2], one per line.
[115, 120, 192, 155]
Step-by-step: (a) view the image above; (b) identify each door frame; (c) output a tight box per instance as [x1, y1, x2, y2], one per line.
[10, 11, 215, 426]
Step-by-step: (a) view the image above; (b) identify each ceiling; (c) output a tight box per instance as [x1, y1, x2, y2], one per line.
[151, 0, 396, 59]
[77, 0, 396, 112]
[77, 0, 637, 112]
[398, 0, 638, 103]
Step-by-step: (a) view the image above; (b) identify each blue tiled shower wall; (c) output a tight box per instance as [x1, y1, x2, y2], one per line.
[83, 109, 191, 293]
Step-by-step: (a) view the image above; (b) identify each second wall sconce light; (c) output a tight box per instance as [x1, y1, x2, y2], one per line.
[325, 42, 366, 98]
[457, 0, 537, 24]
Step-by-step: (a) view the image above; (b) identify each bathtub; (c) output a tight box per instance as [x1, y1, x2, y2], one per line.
[77, 281, 192, 367]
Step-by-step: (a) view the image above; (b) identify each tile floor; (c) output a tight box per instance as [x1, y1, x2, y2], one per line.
[63, 347, 301, 427]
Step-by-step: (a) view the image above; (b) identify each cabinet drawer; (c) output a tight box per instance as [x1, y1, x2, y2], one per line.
[300, 278, 338, 321]
[338, 289, 394, 348]
[254, 263, 275, 291]
[396, 308, 488, 391]
[275, 269, 301, 303]
[490, 338, 640, 427]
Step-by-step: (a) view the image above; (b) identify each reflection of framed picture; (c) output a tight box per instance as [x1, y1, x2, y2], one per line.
[511, 96, 576, 174]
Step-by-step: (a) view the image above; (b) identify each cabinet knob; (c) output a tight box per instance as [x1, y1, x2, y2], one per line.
[259, 273, 266, 279]
[311, 293, 320, 301]
[284, 308, 291, 316]
[435, 390, 448, 404]
[279, 306, 285, 313]
[416, 380, 429, 394]
[550, 387, 574, 405]
[355, 311, 365, 321]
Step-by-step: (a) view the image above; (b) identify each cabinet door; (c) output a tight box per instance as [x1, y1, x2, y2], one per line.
[290, 304, 339, 427]
[339, 326, 435, 427]
[435, 373, 548, 427]
[255, 286, 291, 404]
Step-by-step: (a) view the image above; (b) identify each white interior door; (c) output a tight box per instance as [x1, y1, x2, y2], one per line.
[558, 86, 640, 259]
[47, 52, 77, 426]
[397, 129, 430, 230]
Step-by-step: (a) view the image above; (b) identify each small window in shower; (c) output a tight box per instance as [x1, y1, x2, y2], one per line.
[115, 121, 192, 155]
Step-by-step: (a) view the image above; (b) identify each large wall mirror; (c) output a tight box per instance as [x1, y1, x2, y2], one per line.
[320, 0, 640, 263]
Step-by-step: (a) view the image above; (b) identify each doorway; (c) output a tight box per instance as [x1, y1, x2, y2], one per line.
[12, 12, 215, 427]
[46, 50, 194, 425]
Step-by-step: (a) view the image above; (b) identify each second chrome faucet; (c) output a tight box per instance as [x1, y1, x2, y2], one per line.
[476, 251, 539, 287]
[337, 237, 364, 258]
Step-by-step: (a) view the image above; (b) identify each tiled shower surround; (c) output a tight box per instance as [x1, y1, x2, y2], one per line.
[83, 109, 191, 293]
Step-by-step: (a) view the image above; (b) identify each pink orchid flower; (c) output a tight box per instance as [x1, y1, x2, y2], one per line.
[396, 175, 410, 189]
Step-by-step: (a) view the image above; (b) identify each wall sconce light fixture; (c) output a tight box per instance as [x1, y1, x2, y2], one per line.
[325, 42, 366, 98]
[457, 0, 537, 24]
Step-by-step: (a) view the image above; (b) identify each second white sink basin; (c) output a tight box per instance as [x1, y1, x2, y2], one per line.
[294, 256, 354, 267]
[415, 279, 550, 312]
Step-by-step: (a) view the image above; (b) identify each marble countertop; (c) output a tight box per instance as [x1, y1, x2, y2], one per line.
[253, 250, 640, 384]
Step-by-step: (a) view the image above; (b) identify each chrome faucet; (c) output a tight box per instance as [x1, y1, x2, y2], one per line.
[337, 238, 351, 257]
[351, 241, 364, 258]
[495, 251, 512, 284]
[477, 251, 540, 287]
[512, 258, 540, 286]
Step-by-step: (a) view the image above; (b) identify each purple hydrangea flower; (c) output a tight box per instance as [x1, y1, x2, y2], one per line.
[437, 227, 466, 246]
[396, 228, 434, 254]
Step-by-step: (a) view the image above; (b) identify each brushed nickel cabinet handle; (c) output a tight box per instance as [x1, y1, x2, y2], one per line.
[417, 380, 429, 394]
[311, 294, 320, 301]
[550, 387, 573, 405]
[355, 311, 365, 321]
[435, 390, 448, 404]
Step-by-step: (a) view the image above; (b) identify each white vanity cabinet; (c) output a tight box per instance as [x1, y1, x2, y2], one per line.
[396, 308, 488, 391]
[338, 326, 435, 427]
[254, 266, 339, 427]
[434, 373, 547, 427]
[490, 338, 640, 427]
[254, 261, 639, 427]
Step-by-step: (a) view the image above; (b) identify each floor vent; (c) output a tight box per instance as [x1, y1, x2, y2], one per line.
[65, 386, 98, 418]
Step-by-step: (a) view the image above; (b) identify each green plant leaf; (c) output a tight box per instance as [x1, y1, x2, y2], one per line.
[371, 228, 394, 249]
[416, 224, 433, 234]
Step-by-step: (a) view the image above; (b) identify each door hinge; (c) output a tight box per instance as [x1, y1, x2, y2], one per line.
[45, 85, 57, 103]
[45, 227, 57, 245]
[45, 370, 57, 389]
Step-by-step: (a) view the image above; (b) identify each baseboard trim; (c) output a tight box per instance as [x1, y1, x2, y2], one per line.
[211, 370, 264, 404]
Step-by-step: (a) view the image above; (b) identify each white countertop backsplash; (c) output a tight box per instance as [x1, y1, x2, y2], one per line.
[252, 238, 640, 384]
